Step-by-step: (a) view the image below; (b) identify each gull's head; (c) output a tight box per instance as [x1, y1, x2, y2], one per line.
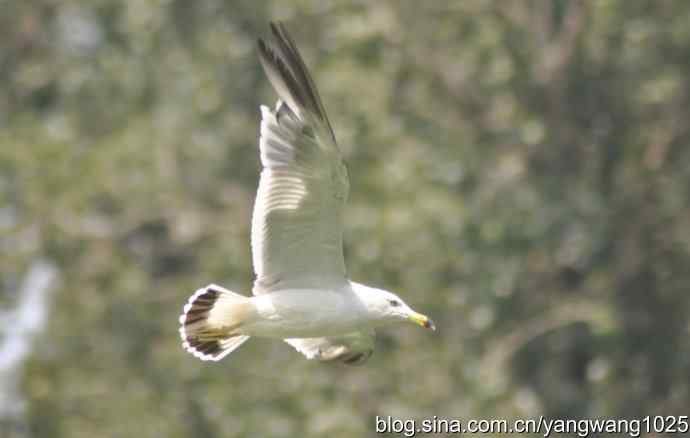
[352, 282, 435, 331]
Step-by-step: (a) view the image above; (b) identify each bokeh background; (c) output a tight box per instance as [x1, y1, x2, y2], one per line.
[2, 1, 690, 437]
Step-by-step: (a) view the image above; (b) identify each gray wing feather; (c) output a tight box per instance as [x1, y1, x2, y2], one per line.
[285, 330, 376, 366]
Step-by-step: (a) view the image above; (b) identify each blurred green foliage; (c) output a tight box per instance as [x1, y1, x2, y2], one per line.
[2, 1, 690, 437]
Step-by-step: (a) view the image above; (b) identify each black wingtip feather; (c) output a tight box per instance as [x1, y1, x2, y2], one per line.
[257, 21, 335, 141]
[267, 22, 322, 118]
[257, 37, 308, 111]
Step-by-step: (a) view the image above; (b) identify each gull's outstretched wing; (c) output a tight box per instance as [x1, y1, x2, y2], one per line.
[285, 330, 376, 366]
[252, 23, 349, 294]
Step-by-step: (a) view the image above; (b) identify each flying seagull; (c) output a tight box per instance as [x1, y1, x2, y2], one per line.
[179, 22, 435, 365]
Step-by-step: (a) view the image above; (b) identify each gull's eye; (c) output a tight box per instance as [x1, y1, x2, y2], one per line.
[388, 299, 401, 307]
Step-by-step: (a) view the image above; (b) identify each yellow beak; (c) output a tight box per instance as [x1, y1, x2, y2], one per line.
[408, 312, 436, 331]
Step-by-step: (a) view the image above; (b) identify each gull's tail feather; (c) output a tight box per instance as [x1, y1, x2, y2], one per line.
[257, 21, 335, 143]
[179, 284, 253, 361]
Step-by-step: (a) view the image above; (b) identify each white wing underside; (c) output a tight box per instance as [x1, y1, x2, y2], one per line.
[251, 102, 349, 293]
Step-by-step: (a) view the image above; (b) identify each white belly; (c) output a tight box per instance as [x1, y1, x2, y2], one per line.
[244, 289, 369, 338]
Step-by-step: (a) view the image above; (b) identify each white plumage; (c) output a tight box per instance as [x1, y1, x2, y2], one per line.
[178, 22, 434, 365]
